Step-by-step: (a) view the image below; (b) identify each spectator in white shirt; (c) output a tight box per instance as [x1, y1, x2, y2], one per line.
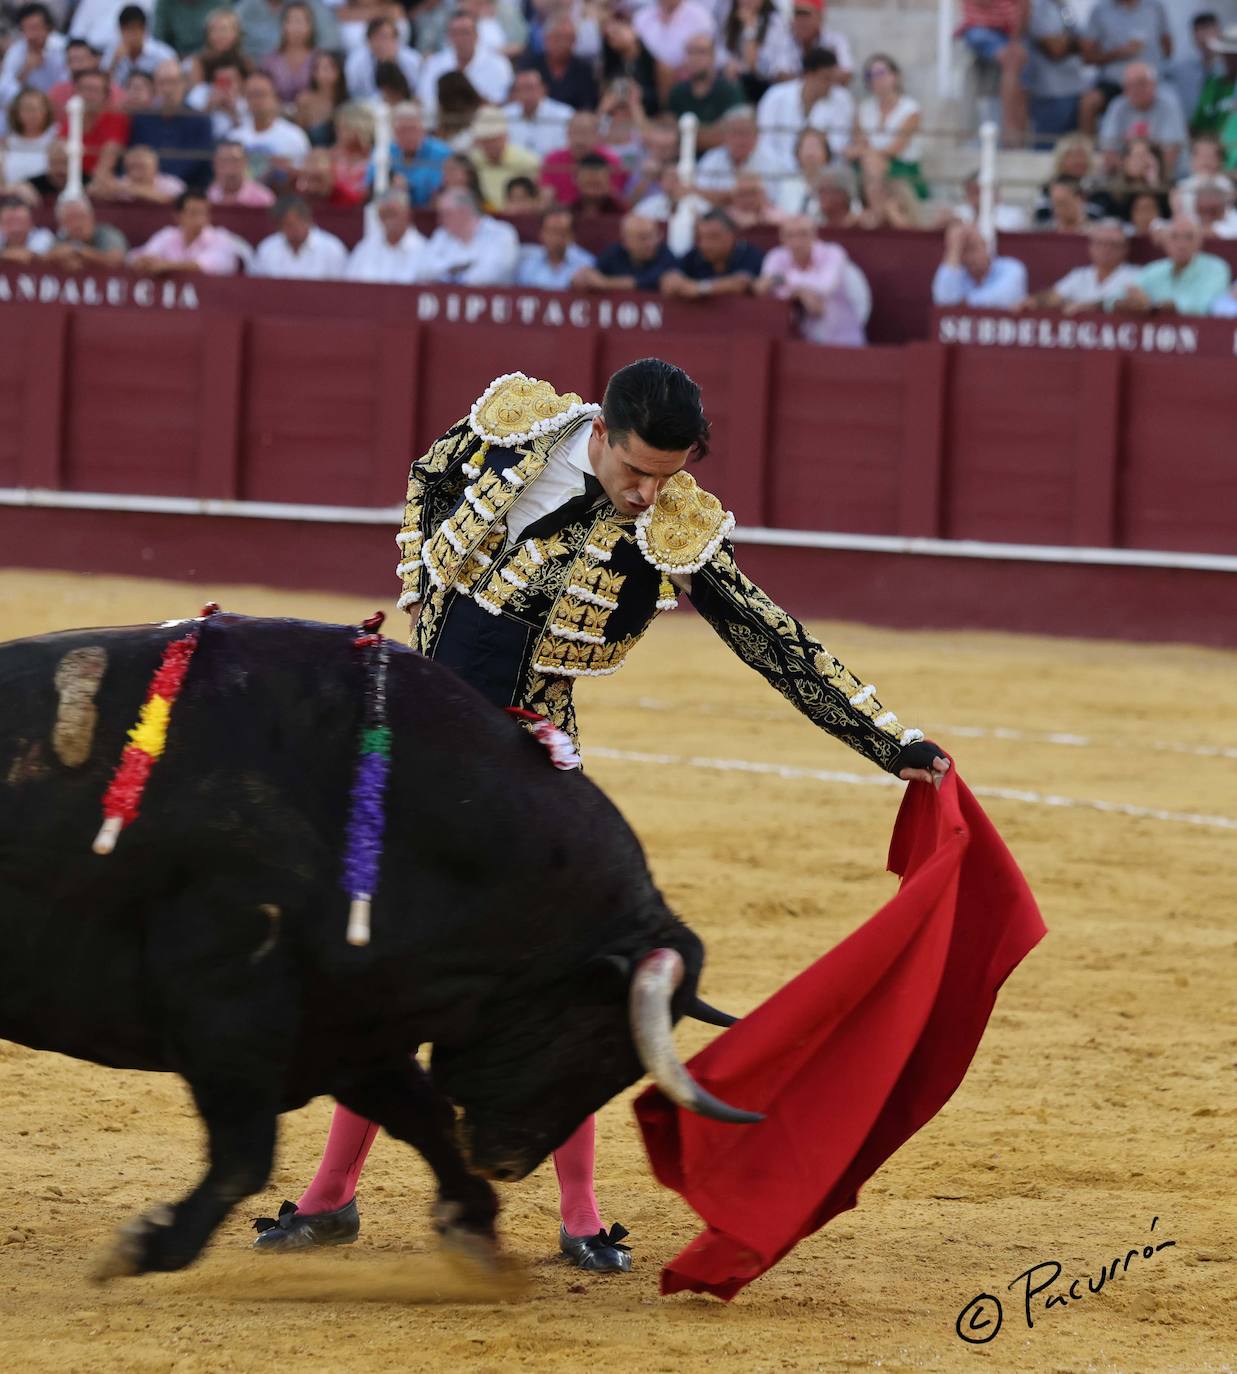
[756, 47, 851, 174]
[0, 193, 55, 260]
[234, 69, 311, 180]
[344, 16, 422, 102]
[72, 0, 146, 56]
[346, 187, 427, 283]
[0, 4, 68, 107]
[418, 185, 519, 284]
[1, 86, 56, 182]
[940, 171, 1032, 233]
[503, 67, 572, 158]
[845, 52, 924, 204]
[1182, 177, 1237, 240]
[417, 12, 514, 123]
[696, 105, 784, 204]
[103, 6, 175, 86]
[749, 0, 853, 84]
[1022, 218, 1141, 313]
[253, 195, 349, 279]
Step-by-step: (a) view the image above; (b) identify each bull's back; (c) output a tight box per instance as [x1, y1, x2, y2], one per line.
[0, 615, 659, 1068]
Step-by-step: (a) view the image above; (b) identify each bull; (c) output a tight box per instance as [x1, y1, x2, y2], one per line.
[0, 614, 753, 1277]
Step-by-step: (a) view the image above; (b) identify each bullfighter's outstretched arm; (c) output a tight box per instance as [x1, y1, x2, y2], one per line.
[686, 542, 942, 777]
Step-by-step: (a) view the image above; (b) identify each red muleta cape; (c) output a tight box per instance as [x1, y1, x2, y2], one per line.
[634, 767, 1047, 1300]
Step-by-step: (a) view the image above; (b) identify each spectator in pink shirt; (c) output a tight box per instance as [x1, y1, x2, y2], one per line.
[754, 213, 865, 346]
[539, 110, 625, 207]
[127, 190, 242, 276]
[207, 141, 278, 208]
[634, 0, 717, 79]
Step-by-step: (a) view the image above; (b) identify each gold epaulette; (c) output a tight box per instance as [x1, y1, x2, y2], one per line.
[635, 472, 735, 575]
[469, 371, 600, 448]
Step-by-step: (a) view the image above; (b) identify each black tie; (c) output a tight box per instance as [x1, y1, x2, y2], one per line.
[517, 474, 607, 542]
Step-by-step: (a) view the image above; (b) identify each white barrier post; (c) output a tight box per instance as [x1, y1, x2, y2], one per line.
[936, 0, 954, 100]
[64, 95, 85, 199]
[667, 113, 699, 258]
[372, 101, 392, 196]
[363, 102, 393, 241]
[978, 120, 998, 250]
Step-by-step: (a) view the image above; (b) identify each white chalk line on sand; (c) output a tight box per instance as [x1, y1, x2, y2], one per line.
[588, 747, 1237, 833]
[614, 695, 1237, 762]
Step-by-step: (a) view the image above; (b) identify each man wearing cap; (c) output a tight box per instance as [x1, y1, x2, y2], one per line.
[468, 105, 542, 209]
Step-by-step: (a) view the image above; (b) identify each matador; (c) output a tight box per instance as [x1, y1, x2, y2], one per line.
[253, 357, 948, 1272]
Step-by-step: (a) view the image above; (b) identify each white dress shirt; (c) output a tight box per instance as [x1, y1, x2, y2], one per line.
[756, 78, 854, 171]
[233, 116, 311, 169]
[505, 418, 595, 544]
[346, 227, 428, 284]
[1052, 263, 1141, 307]
[502, 96, 573, 158]
[104, 35, 177, 85]
[695, 142, 784, 198]
[418, 215, 520, 285]
[72, 0, 153, 53]
[253, 226, 349, 280]
[0, 33, 67, 106]
[344, 46, 423, 101]
[417, 48, 514, 119]
[503, 413, 695, 593]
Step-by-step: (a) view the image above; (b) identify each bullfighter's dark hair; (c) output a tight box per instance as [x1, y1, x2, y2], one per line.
[602, 359, 710, 459]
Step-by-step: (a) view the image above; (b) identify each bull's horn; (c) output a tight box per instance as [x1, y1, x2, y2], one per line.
[685, 996, 740, 1028]
[629, 949, 763, 1125]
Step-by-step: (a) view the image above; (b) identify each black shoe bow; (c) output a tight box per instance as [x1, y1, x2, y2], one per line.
[596, 1223, 631, 1252]
[252, 1200, 298, 1233]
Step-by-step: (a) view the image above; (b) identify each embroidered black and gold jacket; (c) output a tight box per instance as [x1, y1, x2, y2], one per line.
[396, 372, 926, 774]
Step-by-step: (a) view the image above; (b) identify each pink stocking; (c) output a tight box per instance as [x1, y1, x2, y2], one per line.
[553, 1114, 602, 1236]
[296, 1104, 380, 1215]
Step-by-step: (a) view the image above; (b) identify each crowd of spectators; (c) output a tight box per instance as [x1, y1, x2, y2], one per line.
[2, 0, 1237, 340]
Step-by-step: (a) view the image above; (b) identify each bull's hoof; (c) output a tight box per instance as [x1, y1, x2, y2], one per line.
[440, 1222, 502, 1272]
[92, 1204, 176, 1283]
[559, 1222, 633, 1274]
[251, 1198, 360, 1251]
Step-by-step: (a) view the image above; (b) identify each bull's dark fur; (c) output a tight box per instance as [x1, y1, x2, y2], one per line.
[0, 615, 705, 1274]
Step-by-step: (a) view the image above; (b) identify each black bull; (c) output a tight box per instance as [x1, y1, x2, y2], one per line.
[0, 615, 740, 1277]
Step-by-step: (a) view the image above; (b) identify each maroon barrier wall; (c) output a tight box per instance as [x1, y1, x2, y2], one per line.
[33, 201, 1233, 345]
[1, 270, 1235, 644]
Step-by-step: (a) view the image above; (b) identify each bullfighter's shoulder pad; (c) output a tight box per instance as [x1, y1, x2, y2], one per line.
[468, 371, 600, 448]
[635, 472, 736, 575]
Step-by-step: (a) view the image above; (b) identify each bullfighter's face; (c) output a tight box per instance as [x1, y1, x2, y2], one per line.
[587, 416, 689, 518]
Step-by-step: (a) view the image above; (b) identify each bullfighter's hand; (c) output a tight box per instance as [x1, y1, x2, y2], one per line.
[899, 754, 950, 789]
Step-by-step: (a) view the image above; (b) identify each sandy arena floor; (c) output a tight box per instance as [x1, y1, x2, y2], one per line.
[0, 570, 1234, 1374]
